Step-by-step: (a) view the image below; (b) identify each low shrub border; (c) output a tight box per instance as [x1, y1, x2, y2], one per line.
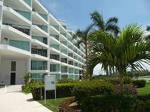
[132, 80, 146, 88]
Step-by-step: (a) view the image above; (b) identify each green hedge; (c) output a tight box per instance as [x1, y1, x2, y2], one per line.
[79, 95, 150, 112]
[73, 80, 114, 102]
[80, 95, 136, 112]
[56, 83, 77, 98]
[132, 80, 146, 88]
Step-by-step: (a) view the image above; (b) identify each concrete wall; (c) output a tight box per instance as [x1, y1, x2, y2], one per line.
[0, 57, 28, 85]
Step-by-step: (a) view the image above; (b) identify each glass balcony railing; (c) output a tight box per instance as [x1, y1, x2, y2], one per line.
[50, 64, 60, 72]
[3, 23, 30, 35]
[61, 66, 68, 73]
[68, 61, 73, 65]
[74, 69, 79, 74]
[32, 36, 47, 44]
[39, 13, 48, 21]
[50, 54, 60, 61]
[60, 32, 66, 37]
[32, 48, 47, 57]
[31, 61, 47, 70]
[1, 39, 30, 51]
[15, 10, 31, 21]
[34, 24, 48, 33]
[51, 25, 59, 31]
[61, 41, 67, 46]
[68, 53, 73, 58]
[61, 49, 68, 55]
[61, 58, 67, 63]
[50, 34, 59, 41]
[24, 0, 32, 7]
[50, 44, 60, 50]
[69, 68, 74, 73]
[31, 73, 44, 81]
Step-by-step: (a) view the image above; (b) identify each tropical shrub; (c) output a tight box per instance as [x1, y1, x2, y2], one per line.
[30, 81, 44, 100]
[114, 84, 138, 96]
[80, 95, 136, 112]
[56, 83, 78, 98]
[57, 79, 78, 84]
[73, 80, 114, 102]
[132, 80, 146, 88]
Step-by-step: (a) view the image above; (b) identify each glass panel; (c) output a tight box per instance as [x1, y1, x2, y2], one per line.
[69, 68, 74, 73]
[50, 44, 59, 50]
[32, 36, 47, 44]
[9, 40, 30, 51]
[50, 54, 59, 60]
[39, 13, 48, 21]
[24, 0, 32, 6]
[61, 66, 68, 73]
[50, 64, 60, 72]
[31, 61, 47, 70]
[31, 73, 44, 81]
[11, 61, 16, 71]
[61, 75, 68, 79]
[32, 48, 47, 57]
[15, 10, 31, 20]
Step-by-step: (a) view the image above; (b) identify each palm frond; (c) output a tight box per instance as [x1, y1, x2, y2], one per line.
[106, 17, 118, 25]
[105, 23, 120, 36]
[91, 11, 105, 30]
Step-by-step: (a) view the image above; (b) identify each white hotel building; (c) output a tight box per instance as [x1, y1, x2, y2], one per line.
[0, 0, 85, 85]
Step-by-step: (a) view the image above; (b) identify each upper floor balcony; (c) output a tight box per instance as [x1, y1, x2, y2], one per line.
[2, 24, 31, 41]
[4, 0, 32, 12]
[32, 0, 48, 15]
[31, 48, 48, 58]
[32, 11, 48, 25]
[32, 25, 49, 37]
[3, 6, 31, 26]
[32, 36, 48, 45]
[1, 39, 30, 52]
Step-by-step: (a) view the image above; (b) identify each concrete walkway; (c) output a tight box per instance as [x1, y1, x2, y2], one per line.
[0, 86, 52, 112]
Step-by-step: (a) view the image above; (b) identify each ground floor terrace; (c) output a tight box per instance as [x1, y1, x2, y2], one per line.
[0, 48, 80, 85]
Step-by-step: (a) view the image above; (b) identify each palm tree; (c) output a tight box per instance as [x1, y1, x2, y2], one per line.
[146, 26, 150, 41]
[73, 24, 94, 79]
[91, 11, 120, 36]
[89, 24, 150, 76]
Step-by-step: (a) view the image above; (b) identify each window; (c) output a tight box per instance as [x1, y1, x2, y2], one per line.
[11, 61, 16, 71]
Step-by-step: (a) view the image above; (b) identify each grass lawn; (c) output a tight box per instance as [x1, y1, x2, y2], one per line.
[39, 97, 70, 112]
[138, 83, 150, 95]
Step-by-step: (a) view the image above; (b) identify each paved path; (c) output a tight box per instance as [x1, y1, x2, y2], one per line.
[0, 86, 52, 112]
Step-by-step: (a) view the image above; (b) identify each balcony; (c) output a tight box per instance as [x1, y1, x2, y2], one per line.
[32, 11, 48, 25]
[2, 25, 31, 41]
[32, 36, 47, 45]
[50, 54, 60, 61]
[31, 39, 48, 49]
[61, 66, 68, 73]
[61, 58, 67, 63]
[3, 6, 31, 26]
[50, 34, 60, 41]
[4, 0, 31, 12]
[32, 0, 48, 14]
[0, 44, 31, 57]
[1, 39, 30, 52]
[50, 44, 60, 50]
[24, 0, 32, 7]
[49, 25, 59, 34]
[50, 64, 60, 73]
[32, 48, 47, 57]
[31, 60, 48, 71]
[32, 25, 48, 37]
[61, 48, 68, 55]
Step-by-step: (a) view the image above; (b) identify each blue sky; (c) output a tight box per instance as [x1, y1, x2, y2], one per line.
[41, 0, 150, 31]
[40, 0, 150, 75]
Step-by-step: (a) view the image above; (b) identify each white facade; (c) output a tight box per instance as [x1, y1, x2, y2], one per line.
[0, 0, 85, 85]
